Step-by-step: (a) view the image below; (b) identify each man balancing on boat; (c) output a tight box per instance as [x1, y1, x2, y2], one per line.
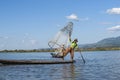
[51, 36, 78, 61]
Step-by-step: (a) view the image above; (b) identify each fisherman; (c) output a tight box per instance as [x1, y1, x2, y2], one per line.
[62, 37, 78, 61]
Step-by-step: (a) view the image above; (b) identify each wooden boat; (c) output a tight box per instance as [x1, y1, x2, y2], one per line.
[0, 59, 75, 65]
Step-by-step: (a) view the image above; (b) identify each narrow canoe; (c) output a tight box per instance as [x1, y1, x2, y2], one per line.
[0, 59, 75, 65]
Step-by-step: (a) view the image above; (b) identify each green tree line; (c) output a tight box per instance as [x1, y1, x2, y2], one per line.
[0, 47, 120, 53]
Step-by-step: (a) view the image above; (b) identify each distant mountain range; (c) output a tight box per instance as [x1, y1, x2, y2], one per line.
[79, 36, 120, 48]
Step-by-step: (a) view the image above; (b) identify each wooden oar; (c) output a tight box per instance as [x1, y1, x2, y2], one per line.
[79, 49, 86, 64]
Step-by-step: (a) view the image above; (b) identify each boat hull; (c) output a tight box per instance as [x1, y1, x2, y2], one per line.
[0, 59, 75, 65]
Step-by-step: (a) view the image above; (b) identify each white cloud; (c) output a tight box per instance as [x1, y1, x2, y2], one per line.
[22, 39, 37, 45]
[30, 39, 37, 45]
[106, 8, 120, 14]
[66, 14, 79, 21]
[107, 25, 120, 32]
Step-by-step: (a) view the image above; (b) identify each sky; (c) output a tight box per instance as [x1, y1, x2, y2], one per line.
[0, 0, 120, 50]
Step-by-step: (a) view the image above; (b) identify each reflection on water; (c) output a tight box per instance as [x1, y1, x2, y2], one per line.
[0, 51, 120, 80]
[0, 64, 77, 80]
[60, 64, 75, 80]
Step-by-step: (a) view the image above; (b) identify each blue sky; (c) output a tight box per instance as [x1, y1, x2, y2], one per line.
[0, 0, 120, 50]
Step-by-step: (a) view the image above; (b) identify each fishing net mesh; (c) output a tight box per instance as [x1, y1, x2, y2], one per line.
[48, 22, 73, 49]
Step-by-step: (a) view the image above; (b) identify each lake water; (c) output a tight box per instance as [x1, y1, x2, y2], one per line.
[0, 51, 120, 80]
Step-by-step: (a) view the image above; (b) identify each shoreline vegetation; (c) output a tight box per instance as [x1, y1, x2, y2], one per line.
[0, 47, 120, 53]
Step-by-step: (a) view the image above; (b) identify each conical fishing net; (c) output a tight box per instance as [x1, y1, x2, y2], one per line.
[48, 22, 73, 49]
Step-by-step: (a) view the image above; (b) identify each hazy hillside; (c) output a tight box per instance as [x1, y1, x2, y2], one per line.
[80, 36, 120, 48]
